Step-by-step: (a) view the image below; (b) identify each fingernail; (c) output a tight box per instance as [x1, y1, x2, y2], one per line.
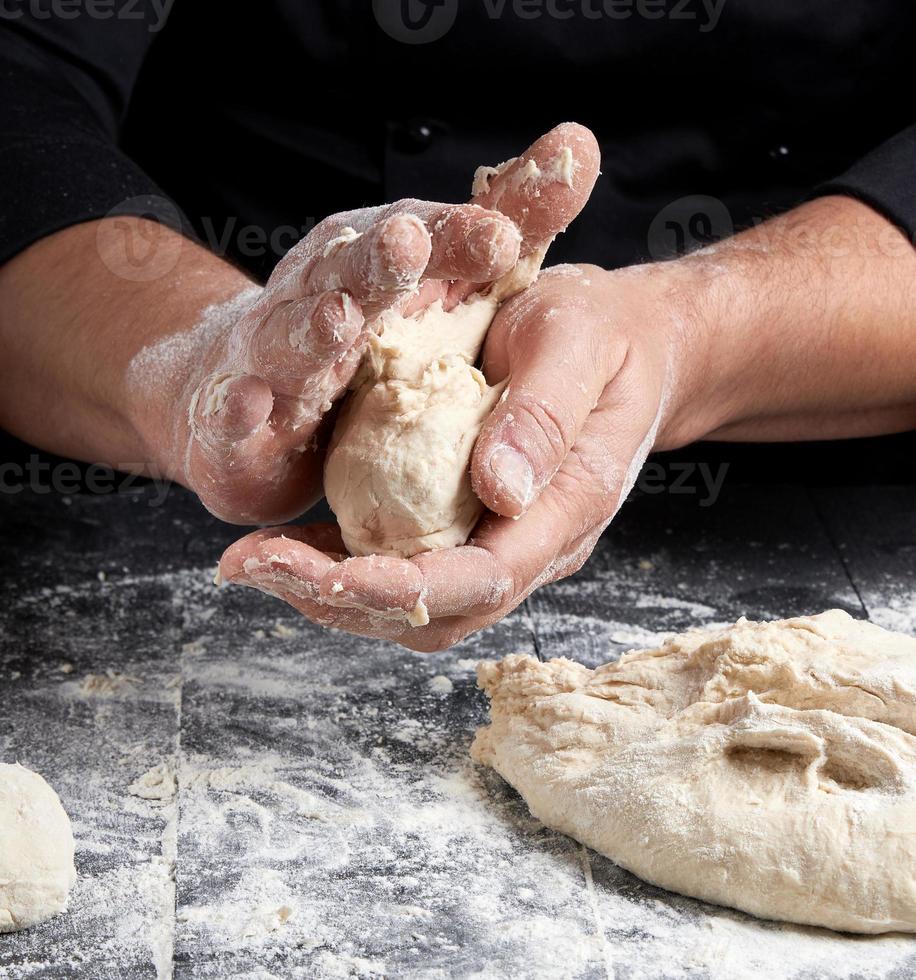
[488, 446, 534, 513]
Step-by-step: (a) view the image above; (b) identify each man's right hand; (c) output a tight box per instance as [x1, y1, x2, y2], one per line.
[139, 196, 527, 525]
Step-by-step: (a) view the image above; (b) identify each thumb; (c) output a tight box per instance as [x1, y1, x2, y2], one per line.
[471, 300, 622, 518]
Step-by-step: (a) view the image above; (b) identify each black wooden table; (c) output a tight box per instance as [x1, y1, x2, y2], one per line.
[2, 465, 915, 978]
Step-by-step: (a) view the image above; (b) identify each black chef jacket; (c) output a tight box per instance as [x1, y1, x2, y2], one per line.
[2, 1, 916, 484]
[1, 0, 915, 283]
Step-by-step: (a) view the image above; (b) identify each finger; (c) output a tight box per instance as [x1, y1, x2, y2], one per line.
[221, 530, 426, 639]
[306, 214, 432, 318]
[220, 526, 343, 601]
[190, 372, 275, 458]
[319, 556, 429, 626]
[248, 290, 364, 392]
[470, 122, 601, 255]
[410, 546, 512, 617]
[349, 200, 522, 285]
[279, 592, 421, 642]
[472, 272, 626, 518]
[222, 533, 513, 651]
[314, 546, 511, 624]
[468, 393, 662, 600]
[286, 563, 496, 650]
[223, 528, 510, 639]
[424, 205, 521, 283]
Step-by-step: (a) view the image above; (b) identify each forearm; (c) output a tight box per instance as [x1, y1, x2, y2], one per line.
[0, 219, 257, 477]
[664, 195, 916, 446]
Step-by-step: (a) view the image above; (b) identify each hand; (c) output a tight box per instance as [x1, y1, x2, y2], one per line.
[218, 254, 703, 649]
[217, 194, 916, 650]
[138, 202, 528, 526]
[145, 123, 602, 525]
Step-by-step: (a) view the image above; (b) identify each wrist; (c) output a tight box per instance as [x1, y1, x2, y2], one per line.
[651, 196, 916, 446]
[125, 282, 265, 486]
[653, 252, 755, 449]
[599, 258, 729, 452]
[94, 223, 261, 485]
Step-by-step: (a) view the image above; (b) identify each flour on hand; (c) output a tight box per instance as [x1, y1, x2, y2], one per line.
[472, 610, 916, 934]
[0, 763, 77, 933]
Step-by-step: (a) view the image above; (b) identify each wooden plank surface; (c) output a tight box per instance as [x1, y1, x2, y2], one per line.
[811, 486, 916, 632]
[527, 482, 864, 665]
[1, 481, 914, 979]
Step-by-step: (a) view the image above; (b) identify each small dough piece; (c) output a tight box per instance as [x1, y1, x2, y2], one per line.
[472, 610, 916, 934]
[325, 250, 545, 559]
[0, 763, 77, 933]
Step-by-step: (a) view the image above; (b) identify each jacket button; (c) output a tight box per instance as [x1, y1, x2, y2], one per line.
[393, 118, 440, 153]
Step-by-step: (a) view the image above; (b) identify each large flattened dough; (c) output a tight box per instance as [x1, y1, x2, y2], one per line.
[472, 610, 916, 933]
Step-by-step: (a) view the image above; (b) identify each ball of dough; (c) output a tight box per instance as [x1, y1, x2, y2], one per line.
[473, 610, 916, 933]
[325, 295, 503, 558]
[0, 763, 77, 933]
[325, 247, 547, 559]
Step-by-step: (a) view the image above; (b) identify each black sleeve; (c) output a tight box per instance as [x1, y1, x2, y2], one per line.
[0, 5, 183, 266]
[817, 124, 916, 244]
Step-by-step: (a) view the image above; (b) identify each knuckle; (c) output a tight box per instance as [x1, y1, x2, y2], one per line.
[494, 562, 524, 609]
[510, 396, 575, 466]
[384, 199, 424, 225]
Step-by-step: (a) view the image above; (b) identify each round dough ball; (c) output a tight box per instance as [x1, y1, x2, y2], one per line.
[325, 295, 503, 559]
[325, 246, 548, 560]
[0, 763, 77, 933]
[473, 610, 916, 933]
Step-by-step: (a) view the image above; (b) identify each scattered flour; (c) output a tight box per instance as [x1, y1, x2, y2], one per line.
[427, 675, 454, 695]
[3, 556, 915, 979]
[80, 670, 140, 697]
[130, 762, 178, 802]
